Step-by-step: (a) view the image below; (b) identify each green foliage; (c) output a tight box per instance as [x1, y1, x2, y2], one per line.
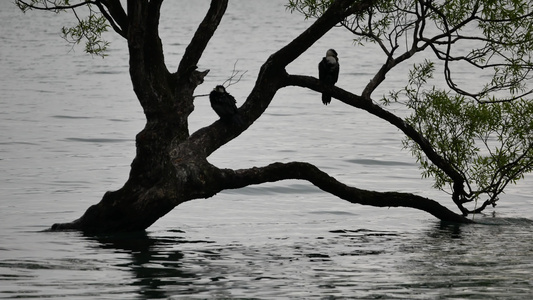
[61, 12, 109, 57]
[286, 0, 335, 19]
[403, 62, 533, 202]
[16, 0, 109, 57]
[17, 0, 72, 13]
[475, 1, 533, 98]
[290, 0, 533, 208]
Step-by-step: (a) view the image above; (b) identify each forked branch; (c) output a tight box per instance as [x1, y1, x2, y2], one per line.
[222, 60, 248, 88]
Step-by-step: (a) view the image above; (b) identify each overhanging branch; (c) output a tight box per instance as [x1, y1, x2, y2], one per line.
[284, 74, 471, 214]
[16, 0, 96, 12]
[177, 0, 228, 77]
[185, 0, 376, 158]
[217, 161, 471, 223]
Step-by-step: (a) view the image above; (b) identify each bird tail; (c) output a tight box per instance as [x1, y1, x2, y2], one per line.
[322, 93, 331, 105]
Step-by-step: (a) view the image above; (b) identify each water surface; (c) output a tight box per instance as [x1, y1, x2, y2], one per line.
[1, 1, 533, 299]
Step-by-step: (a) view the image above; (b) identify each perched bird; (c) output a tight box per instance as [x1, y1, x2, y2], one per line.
[209, 85, 244, 126]
[318, 49, 339, 105]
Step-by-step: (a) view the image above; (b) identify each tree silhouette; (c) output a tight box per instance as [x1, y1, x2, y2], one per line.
[16, 0, 533, 233]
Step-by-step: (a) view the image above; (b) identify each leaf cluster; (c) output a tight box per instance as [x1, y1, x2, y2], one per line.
[286, 0, 335, 19]
[291, 0, 533, 211]
[61, 8, 109, 57]
[403, 61, 533, 204]
[339, 0, 533, 101]
[16, 0, 109, 57]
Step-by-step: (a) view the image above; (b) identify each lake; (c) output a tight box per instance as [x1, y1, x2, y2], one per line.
[1, 1, 533, 299]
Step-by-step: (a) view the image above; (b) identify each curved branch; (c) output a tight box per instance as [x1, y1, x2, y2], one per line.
[218, 162, 471, 223]
[16, 0, 96, 11]
[17, 0, 128, 38]
[100, 0, 128, 31]
[177, 0, 228, 77]
[284, 74, 470, 214]
[185, 0, 376, 160]
[269, 0, 375, 68]
[96, 0, 127, 38]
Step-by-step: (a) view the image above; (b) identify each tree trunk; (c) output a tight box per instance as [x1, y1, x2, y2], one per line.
[51, 0, 228, 233]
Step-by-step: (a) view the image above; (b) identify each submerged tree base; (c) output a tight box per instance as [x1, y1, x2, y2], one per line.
[49, 161, 472, 235]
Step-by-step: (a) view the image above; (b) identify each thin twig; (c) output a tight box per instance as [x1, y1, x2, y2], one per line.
[194, 60, 247, 98]
[222, 60, 248, 88]
[194, 93, 210, 98]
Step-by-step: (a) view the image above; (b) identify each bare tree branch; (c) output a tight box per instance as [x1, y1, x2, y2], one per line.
[95, 0, 125, 38]
[194, 61, 247, 98]
[16, 0, 96, 12]
[177, 0, 229, 78]
[99, 0, 128, 35]
[217, 161, 472, 223]
[283, 73, 472, 215]
[184, 0, 377, 160]
[222, 60, 248, 88]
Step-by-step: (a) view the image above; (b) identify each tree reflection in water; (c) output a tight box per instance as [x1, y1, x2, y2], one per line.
[91, 231, 218, 299]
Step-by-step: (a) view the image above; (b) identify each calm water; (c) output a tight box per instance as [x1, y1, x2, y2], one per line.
[1, 1, 533, 299]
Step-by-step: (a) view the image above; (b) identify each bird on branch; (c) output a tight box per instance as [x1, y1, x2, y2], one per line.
[318, 49, 339, 105]
[209, 85, 244, 126]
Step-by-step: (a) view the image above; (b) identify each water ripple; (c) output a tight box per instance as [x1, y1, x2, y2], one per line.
[2, 0, 533, 299]
[64, 137, 132, 143]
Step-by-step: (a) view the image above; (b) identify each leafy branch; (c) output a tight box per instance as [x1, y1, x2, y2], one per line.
[402, 61, 533, 212]
[16, 0, 110, 57]
[289, 0, 533, 215]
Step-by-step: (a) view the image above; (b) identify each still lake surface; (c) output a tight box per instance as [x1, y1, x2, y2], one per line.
[1, 1, 533, 299]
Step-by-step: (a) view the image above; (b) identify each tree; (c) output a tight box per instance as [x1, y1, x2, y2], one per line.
[16, 0, 533, 234]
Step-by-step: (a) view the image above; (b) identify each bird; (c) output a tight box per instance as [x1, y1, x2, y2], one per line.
[209, 85, 244, 126]
[318, 49, 339, 105]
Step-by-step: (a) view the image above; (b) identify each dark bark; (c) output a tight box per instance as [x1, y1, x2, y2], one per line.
[97, 0, 128, 37]
[284, 74, 471, 215]
[218, 162, 472, 223]
[47, 0, 473, 234]
[52, 0, 230, 233]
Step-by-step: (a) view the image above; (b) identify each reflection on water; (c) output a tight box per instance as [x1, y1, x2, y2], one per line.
[0, 215, 532, 299]
[2, 0, 533, 298]
[401, 220, 533, 300]
[4, 218, 531, 299]
[93, 232, 202, 299]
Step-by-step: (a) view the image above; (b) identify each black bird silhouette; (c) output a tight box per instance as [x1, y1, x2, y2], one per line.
[209, 85, 244, 126]
[318, 49, 339, 105]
